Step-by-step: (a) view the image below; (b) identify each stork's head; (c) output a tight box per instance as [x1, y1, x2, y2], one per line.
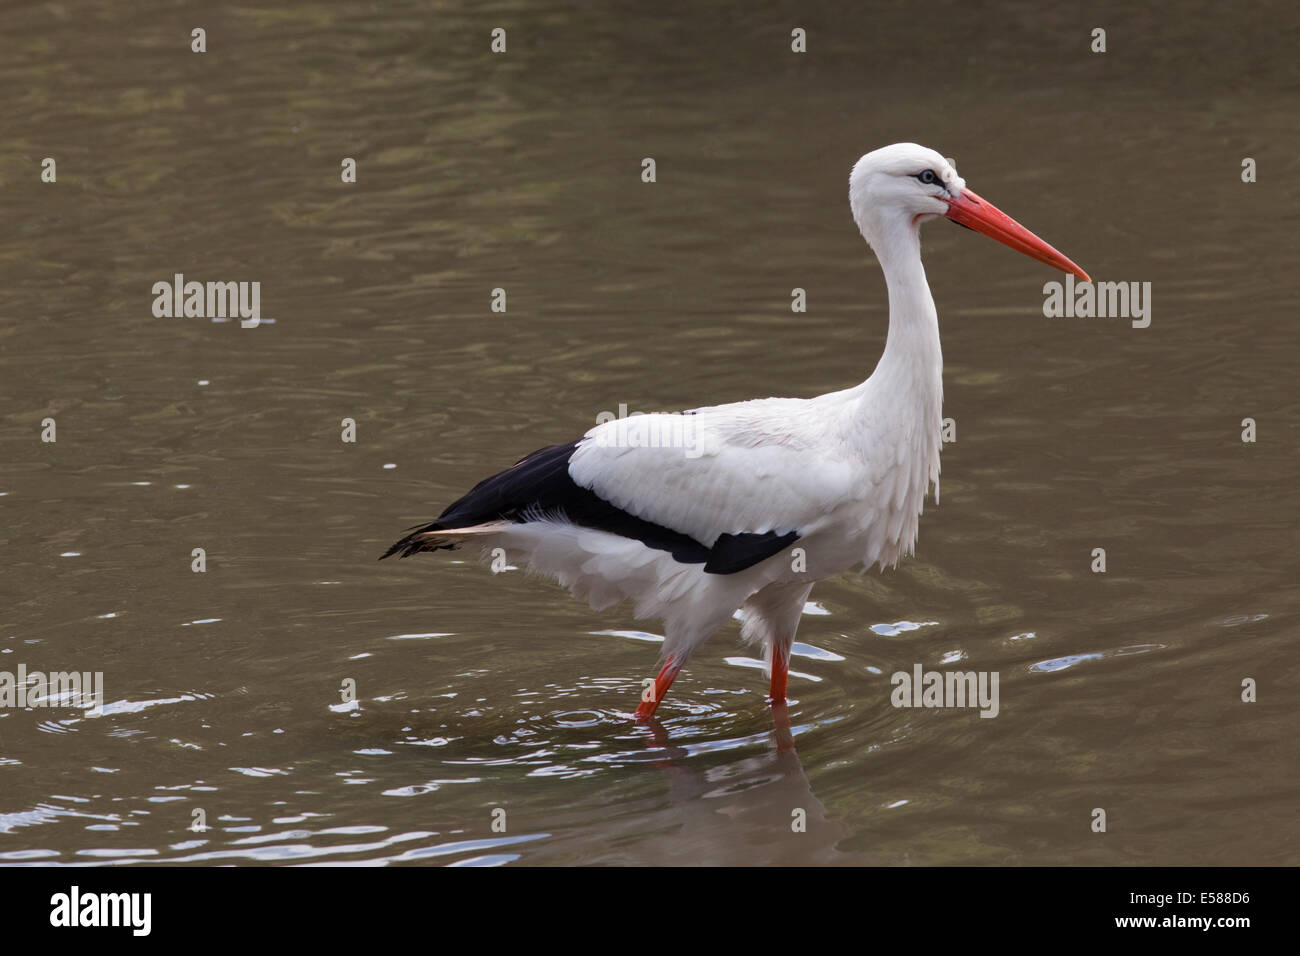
[849, 143, 1089, 281]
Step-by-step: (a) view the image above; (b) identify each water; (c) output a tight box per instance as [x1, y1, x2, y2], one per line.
[1, 0, 1297, 866]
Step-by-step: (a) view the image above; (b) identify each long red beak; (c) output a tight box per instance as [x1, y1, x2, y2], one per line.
[945, 187, 1089, 282]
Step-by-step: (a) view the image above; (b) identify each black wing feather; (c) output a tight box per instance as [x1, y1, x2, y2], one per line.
[381, 439, 799, 574]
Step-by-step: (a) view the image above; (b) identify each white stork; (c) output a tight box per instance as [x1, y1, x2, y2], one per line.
[383, 143, 1088, 719]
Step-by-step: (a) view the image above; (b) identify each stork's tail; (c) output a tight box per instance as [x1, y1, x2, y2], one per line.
[379, 521, 513, 560]
[380, 441, 581, 560]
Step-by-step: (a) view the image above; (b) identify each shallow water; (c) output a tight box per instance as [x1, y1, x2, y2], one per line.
[1, 0, 1297, 865]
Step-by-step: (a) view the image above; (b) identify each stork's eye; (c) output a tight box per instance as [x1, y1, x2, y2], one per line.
[916, 169, 939, 185]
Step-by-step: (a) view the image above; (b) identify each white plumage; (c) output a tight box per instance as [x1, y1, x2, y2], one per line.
[384, 143, 1088, 718]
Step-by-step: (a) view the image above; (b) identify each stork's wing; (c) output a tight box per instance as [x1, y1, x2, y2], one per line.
[567, 400, 856, 557]
[382, 398, 857, 574]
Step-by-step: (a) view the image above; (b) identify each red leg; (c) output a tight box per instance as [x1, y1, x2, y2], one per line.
[634, 659, 681, 720]
[769, 644, 789, 703]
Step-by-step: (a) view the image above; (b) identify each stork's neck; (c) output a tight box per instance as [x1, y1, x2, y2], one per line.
[852, 222, 945, 512]
[867, 225, 943, 399]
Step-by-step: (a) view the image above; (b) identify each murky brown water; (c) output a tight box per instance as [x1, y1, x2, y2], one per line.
[2, 1, 1297, 866]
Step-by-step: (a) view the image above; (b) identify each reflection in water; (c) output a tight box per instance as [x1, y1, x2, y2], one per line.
[489, 702, 873, 867]
[630, 705, 868, 866]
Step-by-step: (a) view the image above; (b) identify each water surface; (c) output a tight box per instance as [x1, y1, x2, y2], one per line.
[1, 0, 1297, 866]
